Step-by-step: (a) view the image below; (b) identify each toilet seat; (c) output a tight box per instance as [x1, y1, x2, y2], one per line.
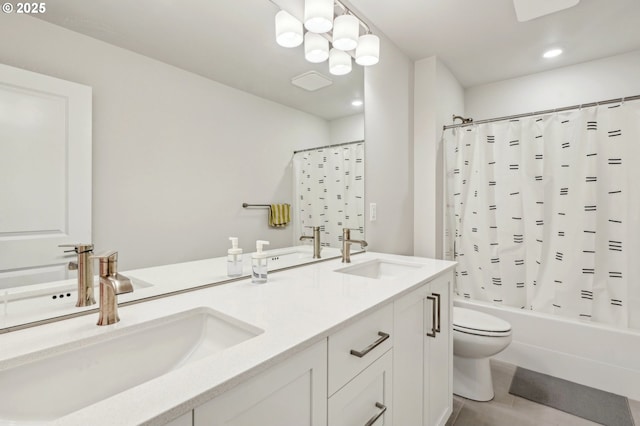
[453, 307, 511, 337]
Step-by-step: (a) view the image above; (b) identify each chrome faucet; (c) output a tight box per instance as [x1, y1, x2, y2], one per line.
[59, 243, 96, 307]
[300, 226, 321, 258]
[342, 228, 368, 263]
[92, 251, 133, 326]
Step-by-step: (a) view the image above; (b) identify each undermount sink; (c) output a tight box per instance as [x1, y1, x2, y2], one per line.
[0, 307, 263, 424]
[335, 258, 424, 280]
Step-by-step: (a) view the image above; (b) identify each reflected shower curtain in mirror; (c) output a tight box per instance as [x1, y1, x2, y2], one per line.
[444, 100, 640, 327]
[293, 142, 364, 248]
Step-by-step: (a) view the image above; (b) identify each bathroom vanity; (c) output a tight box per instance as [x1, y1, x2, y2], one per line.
[0, 252, 455, 426]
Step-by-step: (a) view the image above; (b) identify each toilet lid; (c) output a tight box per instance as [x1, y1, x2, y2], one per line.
[453, 307, 511, 336]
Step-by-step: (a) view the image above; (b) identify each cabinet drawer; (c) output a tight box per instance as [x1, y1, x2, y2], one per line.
[328, 303, 393, 395]
[328, 349, 393, 426]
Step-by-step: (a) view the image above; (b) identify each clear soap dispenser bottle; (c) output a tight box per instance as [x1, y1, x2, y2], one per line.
[227, 237, 243, 277]
[251, 240, 270, 284]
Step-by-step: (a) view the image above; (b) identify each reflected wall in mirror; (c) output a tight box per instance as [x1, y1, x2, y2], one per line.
[0, 0, 364, 330]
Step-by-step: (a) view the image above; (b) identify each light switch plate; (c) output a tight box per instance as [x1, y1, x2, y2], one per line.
[369, 203, 377, 221]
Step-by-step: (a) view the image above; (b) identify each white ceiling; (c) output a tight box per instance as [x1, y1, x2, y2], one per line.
[348, 0, 640, 87]
[34, 0, 363, 121]
[34, 0, 640, 119]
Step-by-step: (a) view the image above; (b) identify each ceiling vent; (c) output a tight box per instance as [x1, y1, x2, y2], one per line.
[291, 71, 333, 92]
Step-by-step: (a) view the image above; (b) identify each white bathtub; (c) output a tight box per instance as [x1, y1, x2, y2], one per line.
[454, 297, 640, 400]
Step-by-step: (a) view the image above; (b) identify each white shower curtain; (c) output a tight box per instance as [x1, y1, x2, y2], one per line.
[444, 100, 640, 327]
[293, 142, 365, 248]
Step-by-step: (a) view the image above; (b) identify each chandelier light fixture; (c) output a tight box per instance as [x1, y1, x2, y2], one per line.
[274, 0, 380, 76]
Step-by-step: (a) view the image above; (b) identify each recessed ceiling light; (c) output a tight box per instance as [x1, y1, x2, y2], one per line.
[543, 48, 563, 58]
[351, 100, 363, 107]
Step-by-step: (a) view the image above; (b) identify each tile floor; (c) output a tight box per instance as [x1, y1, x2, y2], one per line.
[446, 360, 640, 426]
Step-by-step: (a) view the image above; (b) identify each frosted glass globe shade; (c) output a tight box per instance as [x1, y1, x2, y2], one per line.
[305, 32, 329, 63]
[304, 0, 334, 33]
[329, 48, 352, 75]
[275, 10, 303, 48]
[332, 15, 359, 51]
[355, 34, 380, 66]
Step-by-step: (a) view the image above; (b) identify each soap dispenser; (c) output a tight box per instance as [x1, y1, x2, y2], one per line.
[227, 237, 243, 277]
[251, 240, 270, 284]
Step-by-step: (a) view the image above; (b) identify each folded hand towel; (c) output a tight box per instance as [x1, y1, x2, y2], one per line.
[269, 204, 291, 227]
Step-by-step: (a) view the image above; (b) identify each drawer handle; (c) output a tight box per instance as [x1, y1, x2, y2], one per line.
[433, 292, 441, 333]
[426, 295, 437, 338]
[364, 402, 387, 426]
[350, 331, 390, 358]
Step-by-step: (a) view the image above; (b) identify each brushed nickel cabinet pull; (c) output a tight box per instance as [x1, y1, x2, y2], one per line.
[433, 292, 441, 333]
[426, 295, 437, 338]
[364, 402, 387, 426]
[350, 331, 390, 358]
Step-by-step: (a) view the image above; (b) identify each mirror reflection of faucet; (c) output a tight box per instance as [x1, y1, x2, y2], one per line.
[90, 251, 133, 326]
[299, 226, 321, 259]
[341, 228, 368, 263]
[59, 243, 96, 307]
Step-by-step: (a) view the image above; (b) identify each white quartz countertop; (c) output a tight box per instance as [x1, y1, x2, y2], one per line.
[0, 252, 455, 425]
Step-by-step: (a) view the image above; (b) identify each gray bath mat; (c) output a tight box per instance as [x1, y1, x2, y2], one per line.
[509, 367, 634, 426]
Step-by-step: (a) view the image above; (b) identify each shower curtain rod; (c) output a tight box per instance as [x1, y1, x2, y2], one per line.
[293, 140, 364, 155]
[443, 94, 640, 130]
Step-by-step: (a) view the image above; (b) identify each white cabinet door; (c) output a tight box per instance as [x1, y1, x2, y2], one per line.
[329, 349, 393, 426]
[194, 339, 327, 426]
[393, 270, 453, 426]
[424, 272, 453, 426]
[392, 285, 426, 425]
[0, 63, 92, 289]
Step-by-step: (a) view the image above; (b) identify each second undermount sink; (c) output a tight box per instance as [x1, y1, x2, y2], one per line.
[0, 307, 263, 424]
[335, 258, 424, 280]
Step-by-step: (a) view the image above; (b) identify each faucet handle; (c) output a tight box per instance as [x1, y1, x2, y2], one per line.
[342, 227, 361, 235]
[59, 243, 94, 254]
[90, 250, 118, 260]
[305, 226, 320, 231]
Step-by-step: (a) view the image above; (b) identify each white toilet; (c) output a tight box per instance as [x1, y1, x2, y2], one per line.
[452, 307, 512, 401]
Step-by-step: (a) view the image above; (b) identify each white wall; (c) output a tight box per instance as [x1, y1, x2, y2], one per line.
[466, 49, 640, 120]
[0, 15, 330, 270]
[413, 57, 464, 258]
[364, 33, 414, 255]
[329, 113, 364, 145]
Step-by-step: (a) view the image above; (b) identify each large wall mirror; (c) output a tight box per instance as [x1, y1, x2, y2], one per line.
[0, 0, 365, 331]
